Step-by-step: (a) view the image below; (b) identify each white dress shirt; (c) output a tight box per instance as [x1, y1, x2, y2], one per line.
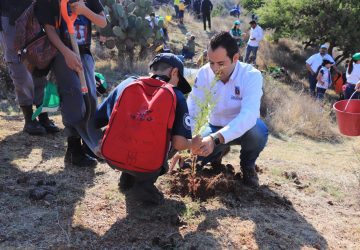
[247, 25, 263, 47]
[187, 61, 263, 143]
[306, 53, 335, 72]
[346, 63, 360, 85]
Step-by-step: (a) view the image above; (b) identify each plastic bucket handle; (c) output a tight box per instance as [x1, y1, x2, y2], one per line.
[344, 90, 358, 111]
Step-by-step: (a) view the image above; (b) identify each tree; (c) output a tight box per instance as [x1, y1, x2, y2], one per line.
[241, 0, 265, 12]
[255, 0, 360, 63]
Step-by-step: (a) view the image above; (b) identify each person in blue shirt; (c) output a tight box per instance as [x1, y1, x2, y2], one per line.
[95, 53, 201, 205]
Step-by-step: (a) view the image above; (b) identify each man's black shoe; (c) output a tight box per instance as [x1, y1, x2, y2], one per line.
[21, 105, 46, 135]
[118, 173, 135, 192]
[64, 136, 97, 167]
[132, 183, 164, 205]
[23, 120, 47, 135]
[242, 166, 260, 188]
[39, 113, 60, 133]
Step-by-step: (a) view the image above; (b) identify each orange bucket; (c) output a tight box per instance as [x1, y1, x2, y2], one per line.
[333, 98, 360, 136]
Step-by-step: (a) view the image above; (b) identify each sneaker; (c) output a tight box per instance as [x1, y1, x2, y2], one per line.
[242, 166, 259, 188]
[118, 172, 135, 192]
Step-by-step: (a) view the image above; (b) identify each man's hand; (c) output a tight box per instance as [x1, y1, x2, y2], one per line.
[356, 82, 360, 92]
[195, 136, 215, 157]
[190, 135, 202, 153]
[63, 48, 83, 73]
[70, 0, 89, 16]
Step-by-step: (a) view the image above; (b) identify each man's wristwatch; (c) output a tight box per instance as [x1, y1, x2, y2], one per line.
[210, 134, 221, 146]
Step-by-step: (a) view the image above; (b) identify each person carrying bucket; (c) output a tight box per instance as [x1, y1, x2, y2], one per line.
[37, 0, 107, 167]
[345, 52, 360, 99]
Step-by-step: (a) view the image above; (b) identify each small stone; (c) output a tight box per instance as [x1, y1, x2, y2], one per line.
[293, 178, 301, 185]
[328, 201, 334, 206]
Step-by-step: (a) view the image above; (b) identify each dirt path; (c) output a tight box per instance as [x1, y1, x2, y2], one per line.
[0, 111, 360, 249]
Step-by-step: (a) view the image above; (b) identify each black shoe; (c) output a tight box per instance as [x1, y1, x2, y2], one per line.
[118, 172, 135, 192]
[64, 136, 97, 167]
[23, 120, 47, 135]
[21, 105, 46, 135]
[82, 140, 104, 162]
[132, 183, 164, 205]
[210, 146, 231, 168]
[242, 166, 260, 188]
[39, 113, 60, 133]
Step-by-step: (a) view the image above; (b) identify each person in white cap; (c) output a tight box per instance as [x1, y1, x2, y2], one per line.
[305, 44, 339, 96]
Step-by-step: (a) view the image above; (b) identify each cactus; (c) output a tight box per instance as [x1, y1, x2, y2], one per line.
[100, 0, 166, 64]
[112, 26, 125, 39]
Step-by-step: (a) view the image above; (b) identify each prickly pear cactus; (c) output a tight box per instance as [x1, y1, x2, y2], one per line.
[100, 0, 165, 60]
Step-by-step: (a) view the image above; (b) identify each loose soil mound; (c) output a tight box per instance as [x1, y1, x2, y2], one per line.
[169, 164, 239, 201]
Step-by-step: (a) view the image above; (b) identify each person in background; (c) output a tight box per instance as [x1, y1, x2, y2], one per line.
[178, 0, 185, 24]
[230, 4, 241, 18]
[174, 0, 180, 20]
[0, 0, 60, 135]
[230, 20, 245, 59]
[345, 52, 360, 99]
[193, 0, 201, 19]
[305, 44, 339, 97]
[244, 20, 263, 65]
[315, 59, 333, 100]
[201, 0, 213, 31]
[182, 34, 196, 60]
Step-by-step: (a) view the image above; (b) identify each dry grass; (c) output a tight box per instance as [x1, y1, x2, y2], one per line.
[262, 75, 341, 142]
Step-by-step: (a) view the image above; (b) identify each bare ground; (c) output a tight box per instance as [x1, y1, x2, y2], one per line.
[1, 110, 360, 250]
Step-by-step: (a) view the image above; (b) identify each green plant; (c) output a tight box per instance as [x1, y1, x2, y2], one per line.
[100, 0, 164, 66]
[189, 68, 222, 179]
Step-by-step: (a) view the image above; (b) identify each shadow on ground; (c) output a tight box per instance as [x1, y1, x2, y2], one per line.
[0, 130, 327, 249]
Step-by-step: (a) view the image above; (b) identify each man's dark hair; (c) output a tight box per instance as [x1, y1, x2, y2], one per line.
[209, 31, 239, 59]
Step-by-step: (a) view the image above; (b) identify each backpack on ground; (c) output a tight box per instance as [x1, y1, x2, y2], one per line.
[13, 1, 59, 71]
[101, 77, 177, 173]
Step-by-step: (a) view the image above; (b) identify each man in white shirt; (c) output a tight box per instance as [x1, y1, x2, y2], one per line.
[187, 32, 268, 187]
[305, 44, 339, 96]
[244, 20, 263, 65]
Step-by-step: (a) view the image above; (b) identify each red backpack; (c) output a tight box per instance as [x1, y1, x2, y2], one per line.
[101, 77, 177, 173]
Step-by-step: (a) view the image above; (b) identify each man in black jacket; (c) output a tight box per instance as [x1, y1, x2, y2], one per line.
[201, 0, 213, 31]
[0, 0, 59, 135]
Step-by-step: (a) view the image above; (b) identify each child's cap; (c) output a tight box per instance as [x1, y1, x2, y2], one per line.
[323, 59, 333, 65]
